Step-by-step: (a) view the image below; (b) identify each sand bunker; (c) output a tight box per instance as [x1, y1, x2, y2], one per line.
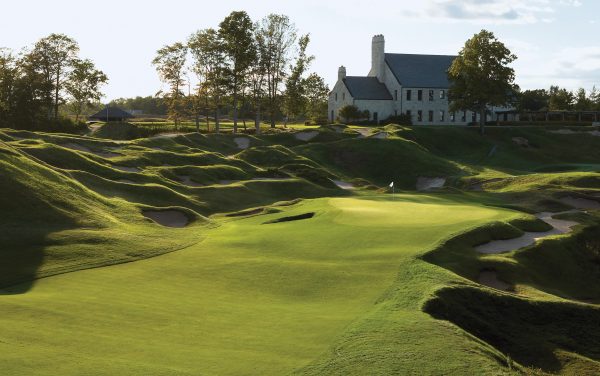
[475, 211, 578, 254]
[62, 143, 120, 158]
[178, 175, 203, 187]
[416, 177, 446, 191]
[142, 210, 189, 228]
[512, 137, 529, 147]
[234, 137, 250, 149]
[371, 132, 388, 139]
[151, 133, 182, 139]
[550, 129, 577, 135]
[263, 212, 315, 224]
[113, 166, 140, 173]
[331, 179, 355, 190]
[356, 128, 371, 138]
[478, 270, 511, 291]
[559, 196, 600, 210]
[295, 131, 318, 141]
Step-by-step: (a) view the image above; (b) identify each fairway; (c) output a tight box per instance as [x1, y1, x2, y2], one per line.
[0, 195, 516, 375]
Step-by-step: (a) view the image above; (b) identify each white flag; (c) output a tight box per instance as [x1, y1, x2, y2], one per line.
[389, 182, 394, 188]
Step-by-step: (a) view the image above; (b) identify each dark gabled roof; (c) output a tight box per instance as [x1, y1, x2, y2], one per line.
[385, 53, 456, 88]
[89, 107, 134, 120]
[343, 76, 393, 100]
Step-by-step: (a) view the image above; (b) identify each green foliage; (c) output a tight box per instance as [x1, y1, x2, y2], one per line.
[152, 42, 188, 128]
[448, 30, 518, 134]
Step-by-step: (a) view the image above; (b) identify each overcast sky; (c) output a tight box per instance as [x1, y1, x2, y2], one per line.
[2, 0, 598, 100]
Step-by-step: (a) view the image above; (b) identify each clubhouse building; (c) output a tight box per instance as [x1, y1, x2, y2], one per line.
[328, 35, 517, 125]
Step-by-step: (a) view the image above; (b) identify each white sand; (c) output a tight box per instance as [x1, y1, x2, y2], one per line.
[416, 177, 446, 191]
[295, 131, 319, 141]
[371, 132, 388, 139]
[331, 179, 355, 190]
[356, 128, 371, 138]
[559, 196, 600, 210]
[142, 210, 189, 228]
[234, 137, 250, 149]
[113, 166, 140, 173]
[475, 211, 578, 254]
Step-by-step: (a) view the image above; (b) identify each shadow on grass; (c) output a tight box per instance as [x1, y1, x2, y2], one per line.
[423, 286, 600, 373]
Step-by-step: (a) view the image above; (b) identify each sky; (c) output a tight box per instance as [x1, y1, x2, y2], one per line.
[2, 0, 598, 101]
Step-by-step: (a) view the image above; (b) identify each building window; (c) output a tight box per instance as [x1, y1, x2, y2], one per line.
[440, 90, 446, 100]
[373, 112, 378, 123]
[461, 111, 466, 122]
[428, 110, 434, 122]
[406, 110, 411, 120]
[472, 112, 477, 122]
[417, 110, 423, 122]
[406, 90, 412, 101]
[394, 110, 398, 116]
[394, 90, 398, 101]
[439, 110, 445, 122]
[429, 90, 434, 101]
[418, 90, 423, 101]
[331, 110, 334, 122]
[450, 112, 455, 122]
[342, 92, 345, 100]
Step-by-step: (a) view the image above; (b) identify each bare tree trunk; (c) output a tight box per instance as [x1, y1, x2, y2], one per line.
[54, 73, 60, 120]
[195, 111, 200, 133]
[215, 106, 220, 133]
[233, 82, 238, 134]
[479, 107, 486, 135]
[255, 104, 261, 134]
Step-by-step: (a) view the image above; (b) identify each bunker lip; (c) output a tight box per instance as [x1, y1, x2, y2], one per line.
[331, 179, 355, 190]
[475, 211, 579, 254]
[226, 208, 264, 217]
[478, 270, 511, 291]
[558, 196, 600, 210]
[113, 165, 140, 173]
[142, 210, 189, 228]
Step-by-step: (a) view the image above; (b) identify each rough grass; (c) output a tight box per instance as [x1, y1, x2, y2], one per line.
[1, 125, 600, 375]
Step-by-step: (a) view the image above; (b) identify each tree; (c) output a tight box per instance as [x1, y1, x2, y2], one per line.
[30, 34, 79, 119]
[590, 86, 600, 111]
[0, 49, 18, 125]
[188, 29, 227, 133]
[283, 34, 314, 125]
[548, 85, 574, 111]
[574, 87, 592, 111]
[65, 59, 108, 122]
[518, 89, 549, 112]
[448, 30, 518, 135]
[152, 42, 188, 129]
[339, 104, 362, 123]
[218, 11, 256, 133]
[256, 14, 297, 128]
[302, 73, 329, 122]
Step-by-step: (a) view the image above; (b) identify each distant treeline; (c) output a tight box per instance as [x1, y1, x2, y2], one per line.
[150, 11, 329, 133]
[0, 34, 107, 131]
[519, 86, 600, 112]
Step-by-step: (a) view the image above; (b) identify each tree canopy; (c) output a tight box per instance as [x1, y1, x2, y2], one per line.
[448, 29, 518, 134]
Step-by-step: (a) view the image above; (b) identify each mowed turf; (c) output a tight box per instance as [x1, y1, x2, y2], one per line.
[0, 195, 517, 375]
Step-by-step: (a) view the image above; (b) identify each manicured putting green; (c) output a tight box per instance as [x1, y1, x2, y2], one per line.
[0, 195, 517, 375]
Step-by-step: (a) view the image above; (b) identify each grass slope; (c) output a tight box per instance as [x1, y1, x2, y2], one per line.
[0, 195, 519, 375]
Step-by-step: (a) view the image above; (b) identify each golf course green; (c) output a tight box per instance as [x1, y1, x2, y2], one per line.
[1, 124, 599, 375]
